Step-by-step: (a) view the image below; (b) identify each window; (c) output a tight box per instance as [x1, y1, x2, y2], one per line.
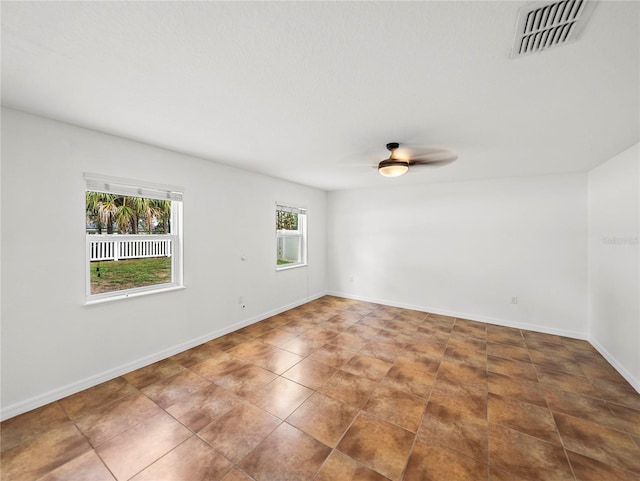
[85, 174, 184, 303]
[276, 204, 307, 269]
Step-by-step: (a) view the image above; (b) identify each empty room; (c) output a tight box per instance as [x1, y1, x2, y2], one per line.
[1, 1, 639, 480]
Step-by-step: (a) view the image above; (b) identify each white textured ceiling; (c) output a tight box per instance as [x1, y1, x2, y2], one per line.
[1, 1, 638, 191]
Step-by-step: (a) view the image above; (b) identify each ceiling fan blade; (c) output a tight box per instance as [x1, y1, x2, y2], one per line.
[410, 152, 458, 165]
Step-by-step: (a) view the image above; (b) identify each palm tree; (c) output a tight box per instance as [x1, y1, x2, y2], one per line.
[86, 191, 117, 234]
[86, 191, 171, 235]
[152, 199, 171, 233]
[114, 198, 136, 234]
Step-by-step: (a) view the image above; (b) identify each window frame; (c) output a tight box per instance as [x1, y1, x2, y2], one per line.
[84, 173, 184, 305]
[275, 204, 307, 271]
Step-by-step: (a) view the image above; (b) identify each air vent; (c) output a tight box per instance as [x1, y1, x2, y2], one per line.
[511, 0, 597, 58]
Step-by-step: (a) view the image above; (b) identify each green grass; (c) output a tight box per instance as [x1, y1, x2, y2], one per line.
[277, 259, 294, 265]
[90, 257, 172, 294]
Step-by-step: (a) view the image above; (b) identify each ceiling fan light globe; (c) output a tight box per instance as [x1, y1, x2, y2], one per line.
[378, 161, 409, 177]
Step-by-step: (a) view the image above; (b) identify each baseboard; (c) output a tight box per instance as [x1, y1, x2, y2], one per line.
[326, 291, 588, 340]
[589, 338, 640, 393]
[0, 290, 328, 421]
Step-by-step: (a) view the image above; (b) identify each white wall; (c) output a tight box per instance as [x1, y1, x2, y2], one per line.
[0, 108, 327, 419]
[328, 174, 588, 337]
[588, 143, 639, 391]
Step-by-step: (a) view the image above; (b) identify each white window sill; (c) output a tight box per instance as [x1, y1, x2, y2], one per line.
[85, 285, 186, 307]
[276, 263, 308, 272]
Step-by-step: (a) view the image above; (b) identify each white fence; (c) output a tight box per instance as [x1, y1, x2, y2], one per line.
[87, 234, 172, 262]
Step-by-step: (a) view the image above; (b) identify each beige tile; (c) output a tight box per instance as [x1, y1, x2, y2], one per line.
[327, 332, 369, 351]
[220, 468, 255, 481]
[487, 371, 547, 408]
[363, 384, 426, 432]
[488, 393, 560, 445]
[169, 343, 218, 368]
[394, 353, 441, 376]
[404, 441, 489, 481]
[166, 383, 242, 432]
[444, 340, 487, 368]
[487, 355, 538, 383]
[314, 450, 390, 481]
[237, 321, 275, 338]
[593, 378, 640, 411]
[131, 435, 233, 481]
[226, 340, 277, 363]
[567, 451, 640, 481]
[486, 325, 525, 347]
[528, 347, 584, 376]
[279, 336, 326, 356]
[307, 345, 356, 369]
[214, 364, 277, 396]
[0, 402, 70, 453]
[489, 424, 573, 481]
[122, 360, 185, 390]
[419, 402, 488, 462]
[287, 392, 359, 447]
[240, 423, 330, 481]
[381, 364, 435, 398]
[452, 319, 487, 340]
[206, 333, 251, 351]
[96, 411, 191, 481]
[554, 413, 640, 474]
[489, 466, 531, 481]
[437, 359, 488, 388]
[256, 328, 299, 347]
[522, 331, 564, 345]
[198, 401, 280, 464]
[249, 347, 304, 374]
[1, 422, 92, 481]
[560, 337, 597, 354]
[36, 450, 115, 481]
[429, 378, 488, 420]
[59, 377, 138, 419]
[246, 377, 313, 419]
[341, 354, 393, 381]
[543, 386, 622, 431]
[337, 412, 414, 481]
[141, 369, 211, 409]
[282, 357, 337, 389]
[607, 402, 640, 437]
[345, 323, 381, 339]
[190, 356, 246, 382]
[359, 340, 404, 363]
[486, 342, 530, 363]
[374, 328, 413, 346]
[318, 370, 377, 408]
[74, 392, 161, 447]
[535, 366, 600, 398]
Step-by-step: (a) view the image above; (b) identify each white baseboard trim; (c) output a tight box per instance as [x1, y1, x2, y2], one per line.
[589, 338, 640, 393]
[0, 291, 328, 421]
[327, 291, 588, 340]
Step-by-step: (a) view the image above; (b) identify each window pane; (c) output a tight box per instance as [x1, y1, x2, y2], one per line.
[90, 257, 172, 295]
[86, 189, 176, 296]
[276, 210, 299, 231]
[277, 235, 301, 265]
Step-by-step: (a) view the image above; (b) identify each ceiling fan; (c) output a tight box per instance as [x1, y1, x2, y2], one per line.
[378, 142, 457, 177]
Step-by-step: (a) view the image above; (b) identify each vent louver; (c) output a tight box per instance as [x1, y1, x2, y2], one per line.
[511, 0, 597, 58]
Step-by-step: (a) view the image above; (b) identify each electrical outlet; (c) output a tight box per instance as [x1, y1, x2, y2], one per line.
[511, 296, 518, 304]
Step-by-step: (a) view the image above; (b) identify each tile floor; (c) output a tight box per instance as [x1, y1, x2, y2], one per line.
[2, 296, 640, 481]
